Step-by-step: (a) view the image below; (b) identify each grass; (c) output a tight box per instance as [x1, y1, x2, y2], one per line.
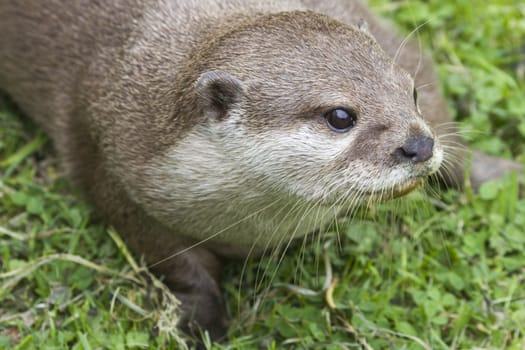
[1, 0, 525, 349]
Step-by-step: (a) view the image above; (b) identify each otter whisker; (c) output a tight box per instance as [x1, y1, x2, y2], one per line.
[148, 198, 282, 268]
[392, 18, 434, 69]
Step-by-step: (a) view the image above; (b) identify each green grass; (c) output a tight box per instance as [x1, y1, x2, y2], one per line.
[1, 1, 525, 349]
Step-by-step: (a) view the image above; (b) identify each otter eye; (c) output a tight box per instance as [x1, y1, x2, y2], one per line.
[324, 108, 357, 132]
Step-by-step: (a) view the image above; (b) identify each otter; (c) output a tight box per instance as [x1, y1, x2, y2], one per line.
[0, 0, 520, 341]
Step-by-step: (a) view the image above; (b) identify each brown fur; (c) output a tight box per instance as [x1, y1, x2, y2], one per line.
[0, 0, 520, 342]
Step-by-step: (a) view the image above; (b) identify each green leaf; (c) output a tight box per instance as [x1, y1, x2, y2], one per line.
[479, 180, 500, 200]
[9, 191, 28, 206]
[0, 335, 11, 348]
[396, 321, 417, 336]
[518, 122, 525, 137]
[109, 334, 126, 350]
[67, 208, 84, 228]
[125, 332, 149, 348]
[308, 323, 326, 342]
[26, 196, 44, 214]
[78, 332, 93, 350]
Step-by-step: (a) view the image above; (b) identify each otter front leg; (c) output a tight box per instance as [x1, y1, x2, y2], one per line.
[70, 154, 230, 342]
[106, 204, 230, 342]
[110, 208, 230, 342]
[149, 247, 230, 342]
[110, 209, 230, 342]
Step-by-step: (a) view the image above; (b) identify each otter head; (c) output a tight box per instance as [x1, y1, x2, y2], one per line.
[144, 11, 443, 245]
[195, 11, 442, 202]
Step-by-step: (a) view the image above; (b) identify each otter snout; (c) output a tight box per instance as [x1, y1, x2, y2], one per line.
[394, 136, 434, 163]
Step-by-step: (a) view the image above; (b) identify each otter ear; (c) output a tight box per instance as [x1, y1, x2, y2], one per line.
[195, 70, 245, 120]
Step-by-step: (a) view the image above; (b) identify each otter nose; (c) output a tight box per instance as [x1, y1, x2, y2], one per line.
[394, 136, 434, 163]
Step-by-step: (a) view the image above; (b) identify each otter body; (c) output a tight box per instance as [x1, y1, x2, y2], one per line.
[0, 0, 444, 247]
[0, 0, 519, 340]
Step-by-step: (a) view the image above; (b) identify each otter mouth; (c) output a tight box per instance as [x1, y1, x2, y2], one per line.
[364, 178, 422, 201]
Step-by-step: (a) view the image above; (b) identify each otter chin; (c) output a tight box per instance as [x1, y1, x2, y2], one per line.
[366, 178, 424, 202]
[365, 151, 444, 202]
[391, 178, 424, 197]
